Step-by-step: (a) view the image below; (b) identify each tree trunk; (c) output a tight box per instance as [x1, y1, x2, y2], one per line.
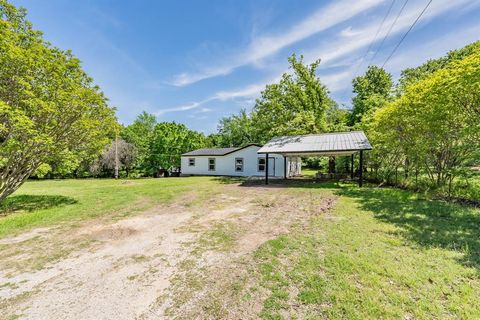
[404, 158, 409, 179]
[114, 135, 119, 179]
[0, 166, 37, 202]
[328, 156, 336, 174]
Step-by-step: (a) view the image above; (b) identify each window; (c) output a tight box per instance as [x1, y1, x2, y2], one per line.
[208, 158, 216, 171]
[258, 158, 266, 172]
[188, 158, 195, 166]
[235, 158, 244, 172]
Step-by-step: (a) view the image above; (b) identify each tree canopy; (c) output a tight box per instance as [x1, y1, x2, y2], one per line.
[397, 41, 480, 93]
[251, 55, 335, 143]
[2, 0, 478, 203]
[213, 54, 337, 147]
[216, 109, 257, 147]
[121, 111, 157, 171]
[369, 43, 480, 188]
[0, 1, 117, 200]
[349, 65, 393, 126]
[148, 122, 208, 173]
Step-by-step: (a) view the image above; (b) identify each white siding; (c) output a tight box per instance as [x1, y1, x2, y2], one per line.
[286, 156, 302, 177]
[181, 145, 288, 177]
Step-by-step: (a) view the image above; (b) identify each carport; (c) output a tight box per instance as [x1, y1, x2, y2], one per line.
[257, 131, 372, 187]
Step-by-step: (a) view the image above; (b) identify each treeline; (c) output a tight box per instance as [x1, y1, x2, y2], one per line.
[37, 54, 348, 179]
[2, 0, 479, 201]
[366, 42, 480, 199]
[31, 42, 480, 200]
[32, 113, 209, 179]
[203, 42, 480, 200]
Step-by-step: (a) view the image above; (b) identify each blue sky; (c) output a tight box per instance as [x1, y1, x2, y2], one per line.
[12, 0, 480, 133]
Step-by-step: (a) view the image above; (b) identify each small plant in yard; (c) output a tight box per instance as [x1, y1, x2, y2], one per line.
[198, 221, 239, 252]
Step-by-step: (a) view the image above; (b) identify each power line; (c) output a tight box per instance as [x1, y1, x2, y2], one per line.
[381, 0, 433, 68]
[352, 0, 396, 78]
[368, 0, 409, 66]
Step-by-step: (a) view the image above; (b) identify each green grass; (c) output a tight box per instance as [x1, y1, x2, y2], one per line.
[253, 184, 480, 319]
[2, 177, 480, 318]
[0, 177, 216, 238]
[199, 221, 239, 252]
[301, 167, 319, 177]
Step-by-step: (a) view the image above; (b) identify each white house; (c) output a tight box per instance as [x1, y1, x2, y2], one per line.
[180, 144, 301, 178]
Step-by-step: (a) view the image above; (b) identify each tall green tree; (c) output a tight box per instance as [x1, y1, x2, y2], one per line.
[369, 46, 480, 187]
[216, 109, 258, 147]
[349, 65, 393, 126]
[398, 41, 480, 94]
[326, 103, 350, 132]
[121, 111, 157, 172]
[251, 54, 335, 143]
[148, 122, 208, 173]
[0, 1, 116, 201]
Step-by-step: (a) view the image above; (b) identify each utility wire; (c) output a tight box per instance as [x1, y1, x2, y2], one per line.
[368, 0, 409, 66]
[382, 0, 433, 68]
[352, 0, 396, 79]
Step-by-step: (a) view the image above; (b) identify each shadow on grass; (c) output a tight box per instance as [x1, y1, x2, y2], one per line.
[211, 176, 248, 185]
[238, 177, 348, 189]
[227, 176, 480, 270]
[338, 187, 480, 270]
[0, 194, 77, 216]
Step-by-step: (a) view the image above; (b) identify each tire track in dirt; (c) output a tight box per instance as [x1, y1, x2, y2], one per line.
[0, 184, 337, 320]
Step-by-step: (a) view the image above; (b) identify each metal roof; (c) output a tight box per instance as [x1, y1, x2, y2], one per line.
[257, 131, 372, 156]
[182, 144, 262, 156]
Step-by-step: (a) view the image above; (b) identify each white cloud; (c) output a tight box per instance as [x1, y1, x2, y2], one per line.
[213, 83, 268, 101]
[155, 82, 268, 116]
[171, 0, 386, 86]
[303, 0, 477, 68]
[322, 69, 356, 92]
[154, 100, 210, 116]
[198, 107, 213, 113]
[383, 22, 480, 74]
[339, 26, 363, 38]
[156, 0, 480, 116]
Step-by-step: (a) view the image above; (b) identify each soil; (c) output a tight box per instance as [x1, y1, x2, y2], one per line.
[0, 183, 336, 320]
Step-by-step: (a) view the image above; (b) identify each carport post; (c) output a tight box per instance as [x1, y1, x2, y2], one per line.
[350, 154, 354, 179]
[265, 153, 269, 185]
[359, 150, 364, 187]
[283, 155, 287, 179]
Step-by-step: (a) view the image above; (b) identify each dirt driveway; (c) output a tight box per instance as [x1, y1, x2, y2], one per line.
[0, 183, 335, 319]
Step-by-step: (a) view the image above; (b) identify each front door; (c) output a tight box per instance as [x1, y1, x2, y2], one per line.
[268, 157, 275, 176]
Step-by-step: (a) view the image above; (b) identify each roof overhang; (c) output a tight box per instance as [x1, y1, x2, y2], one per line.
[257, 131, 372, 156]
[259, 150, 369, 157]
[182, 143, 262, 157]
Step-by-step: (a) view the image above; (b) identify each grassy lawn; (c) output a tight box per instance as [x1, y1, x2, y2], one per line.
[0, 177, 216, 238]
[301, 167, 319, 177]
[1, 177, 480, 318]
[254, 184, 480, 319]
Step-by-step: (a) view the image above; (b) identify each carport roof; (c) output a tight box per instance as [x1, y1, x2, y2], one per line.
[257, 131, 372, 156]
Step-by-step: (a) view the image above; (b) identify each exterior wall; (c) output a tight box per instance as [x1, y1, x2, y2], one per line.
[181, 145, 286, 177]
[286, 156, 302, 177]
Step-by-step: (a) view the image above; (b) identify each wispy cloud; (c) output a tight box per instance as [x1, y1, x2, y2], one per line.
[213, 83, 268, 101]
[155, 82, 269, 116]
[170, 0, 386, 86]
[383, 22, 480, 73]
[156, 0, 479, 117]
[303, 0, 477, 69]
[154, 100, 211, 116]
[322, 69, 356, 92]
